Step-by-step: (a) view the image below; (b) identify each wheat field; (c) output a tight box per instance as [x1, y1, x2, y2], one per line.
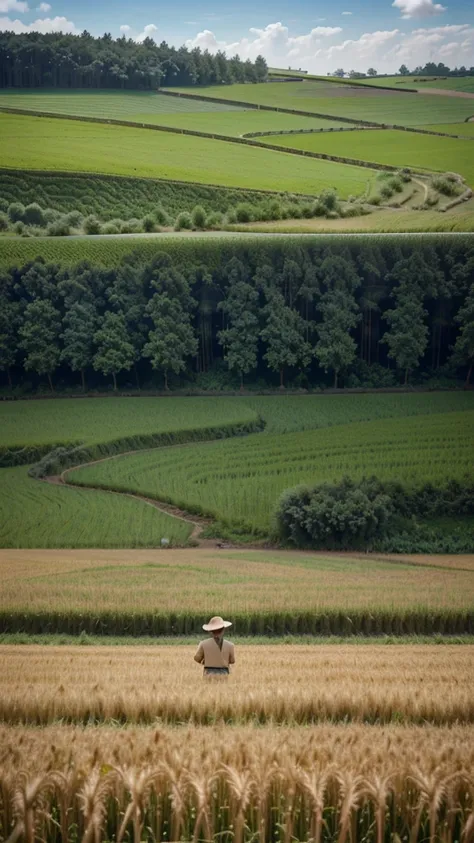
[1, 644, 473, 726]
[1, 722, 473, 843]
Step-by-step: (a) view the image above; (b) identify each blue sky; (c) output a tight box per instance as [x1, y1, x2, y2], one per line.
[1, 0, 473, 74]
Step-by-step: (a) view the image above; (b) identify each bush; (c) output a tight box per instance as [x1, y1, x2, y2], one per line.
[0, 198, 8, 212]
[46, 217, 71, 236]
[8, 202, 25, 223]
[285, 204, 302, 219]
[83, 214, 101, 235]
[100, 222, 120, 234]
[13, 220, 25, 235]
[64, 210, 84, 228]
[43, 208, 61, 224]
[206, 211, 224, 229]
[387, 177, 403, 193]
[368, 194, 382, 206]
[154, 205, 169, 225]
[234, 203, 254, 223]
[0, 212, 8, 231]
[380, 184, 394, 200]
[226, 208, 237, 224]
[346, 361, 397, 388]
[142, 214, 156, 232]
[275, 476, 395, 549]
[431, 174, 463, 197]
[174, 211, 193, 231]
[318, 189, 338, 212]
[23, 202, 46, 227]
[191, 205, 207, 229]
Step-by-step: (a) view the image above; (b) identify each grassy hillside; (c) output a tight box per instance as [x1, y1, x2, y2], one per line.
[173, 81, 474, 125]
[0, 89, 351, 134]
[0, 113, 375, 197]
[259, 128, 474, 187]
[423, 123, 474, 137]
[359, 76, 474, 94]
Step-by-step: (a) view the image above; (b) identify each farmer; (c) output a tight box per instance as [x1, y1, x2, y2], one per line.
[194, 616, 235, 677]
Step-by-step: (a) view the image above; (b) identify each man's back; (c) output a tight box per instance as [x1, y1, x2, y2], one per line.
[195, 637, 235, 668]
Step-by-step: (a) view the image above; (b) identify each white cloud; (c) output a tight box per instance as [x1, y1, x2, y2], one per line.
[437, 41, 459, 55]
[0, 13, 77, 31]
[134, 22, 158, 42]
[342, 11, 353, 15]
[119, 24, 130, 32]
[0, 0, 28, 13]
[37, 2, 51, 10]
[411, 23, 469, 34]
[392, 0, 446, 19]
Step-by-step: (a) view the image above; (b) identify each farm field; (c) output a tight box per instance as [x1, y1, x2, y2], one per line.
[1, 546, 473, 620]
[1, 721, 473, 843]
[259, 128, 474, 187]
[173, 80, 474, 125]
[359, 75, 474, 94]
[423, 121, 474, 136]
[0, 113, 375, 197]
[1, 644, 473, 725]
[70, 409, 474, 532]
[0, 466, 191, 548]
[0, 89, 352, 134]
[2, 393, 473, 548]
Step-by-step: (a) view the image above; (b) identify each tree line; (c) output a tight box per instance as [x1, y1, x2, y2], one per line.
[0, 240, 473, 392]
[0, 32, 268, 89]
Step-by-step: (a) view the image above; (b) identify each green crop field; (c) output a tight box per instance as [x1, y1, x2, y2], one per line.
[0, 90, 351, 135]
[259, 128, 474, 187]
[0, 466, 191, 548]
[424, 123, 474, 137]
[359, 76, 474, 94]
[173, 81, 474, 126]
[70, 409, 474, 532]
[0, 113, 374, 197]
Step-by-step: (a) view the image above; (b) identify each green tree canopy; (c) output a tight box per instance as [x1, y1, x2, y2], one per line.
[19, 299, 61, 391]
[93, 311, 135, 390]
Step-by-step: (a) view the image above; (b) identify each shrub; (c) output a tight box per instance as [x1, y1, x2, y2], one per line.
[226, 208, 237, 224]
[312, 202, 326, 217]
[47, 217, 71, 236]
[0, 198, 8, 212]
[300, 204, 314, 219]
[318, 189, 338, 212]
[431, 174, 463, 197]
[174, 211, 193, 231]
[83, 215, 101, 235]
[368, 194, 382, 206]
[191, 205, 207, 229]
[154, 205, 169, 225]
[8, 202, 25, 223]
[380, 184, 394, 200]
[100, 222, 120, 235]
[13, 220, 25, 234]
[64, 210, 84, 227]
[341, 204, 363, 218]
[43, 208, 61, 224]
[23, 202, 46, 227]
[234, 203, 254, 223]
[387, 177, 403, 193]
[399, 168, 412, 182]
[285, 204, 302, 219]
[142, 214, 156, 232]
[206, 211, 224, 229]
[0, 212, 8, 231]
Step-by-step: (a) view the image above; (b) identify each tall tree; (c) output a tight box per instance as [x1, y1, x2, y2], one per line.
[315, 289, 360, 388]
[19, 299, 61, 392]
[0, 295, 19, 389]
[261, 291, 311, 388]
[450, 284, 474, 387]
[144, 294, 197, 389]
[61, 302, 97, 391]
[93, 311, 135, 390]
[218, 281, 260, 389]
[381, 288, 428, 384]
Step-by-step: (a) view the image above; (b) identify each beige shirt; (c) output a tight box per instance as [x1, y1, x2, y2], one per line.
[194, 638, 235, 668]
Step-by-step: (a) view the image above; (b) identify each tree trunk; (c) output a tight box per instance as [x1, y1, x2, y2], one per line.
[81, 368, 86, 392]
[404, 368, 409, 385]
[7, 367, 12, 389]
[334, 369, 338, 389]
[47, 372, 54, 392]
[112, 371, 117, 391]
[279, 367, 284, 389]
[134, 364, 140, 390]
[164, 371, 169, 390]
[368, 308, 372, 366]
[465, 365, 472, 388]
[240, 372, 244, 392]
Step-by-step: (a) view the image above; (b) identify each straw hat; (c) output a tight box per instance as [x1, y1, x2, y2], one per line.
[203, 616, 232, 631]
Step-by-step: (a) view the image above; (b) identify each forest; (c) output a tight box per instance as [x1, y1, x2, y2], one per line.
[0, 32, 268, 89]
[1, 237, 473, 393]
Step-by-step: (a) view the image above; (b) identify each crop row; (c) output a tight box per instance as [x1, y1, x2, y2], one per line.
[69, 410, 474, 531]
[1, 721, 473, 842]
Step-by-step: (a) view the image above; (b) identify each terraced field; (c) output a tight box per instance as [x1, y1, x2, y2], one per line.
[259, 128, 474, 186]
[0, 89, 351, 135]
[173, 80, 474, 125]
[359, 75, 474, 94]
[424, 122, 474, 137]
[0, 113, 375, 196]
[70, 409, 474, 531]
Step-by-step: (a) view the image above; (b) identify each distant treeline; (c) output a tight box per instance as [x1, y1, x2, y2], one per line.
[0, 237, 473, 392]
[0, 32, 268, 89]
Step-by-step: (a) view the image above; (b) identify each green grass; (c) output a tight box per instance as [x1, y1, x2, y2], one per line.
[173, 81, 474, 126]
[0, 170, 318, 222]
[0, 465, 191, 548]
[0, 113, 375, 197]
[69, 401, 474, 532]
[359, 76, 474, 94]
[0, 89, 351, 134]
[0, 396, 258, 449]
[259, 128, 474, 187]
[423, 123, 474, 137]
[3, 632, 473, 645]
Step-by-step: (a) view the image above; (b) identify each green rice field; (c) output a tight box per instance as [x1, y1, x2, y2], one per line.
[360, 76, 474, 94]
[259, 128, 474, 187]
[0, 466, 191, 548]
[0, 90, 351, 135]
[423, 122, 474, 137]
[173, 81, 474, 126]
[0, 113, 374, 197]
[70, 409, 474, 532]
